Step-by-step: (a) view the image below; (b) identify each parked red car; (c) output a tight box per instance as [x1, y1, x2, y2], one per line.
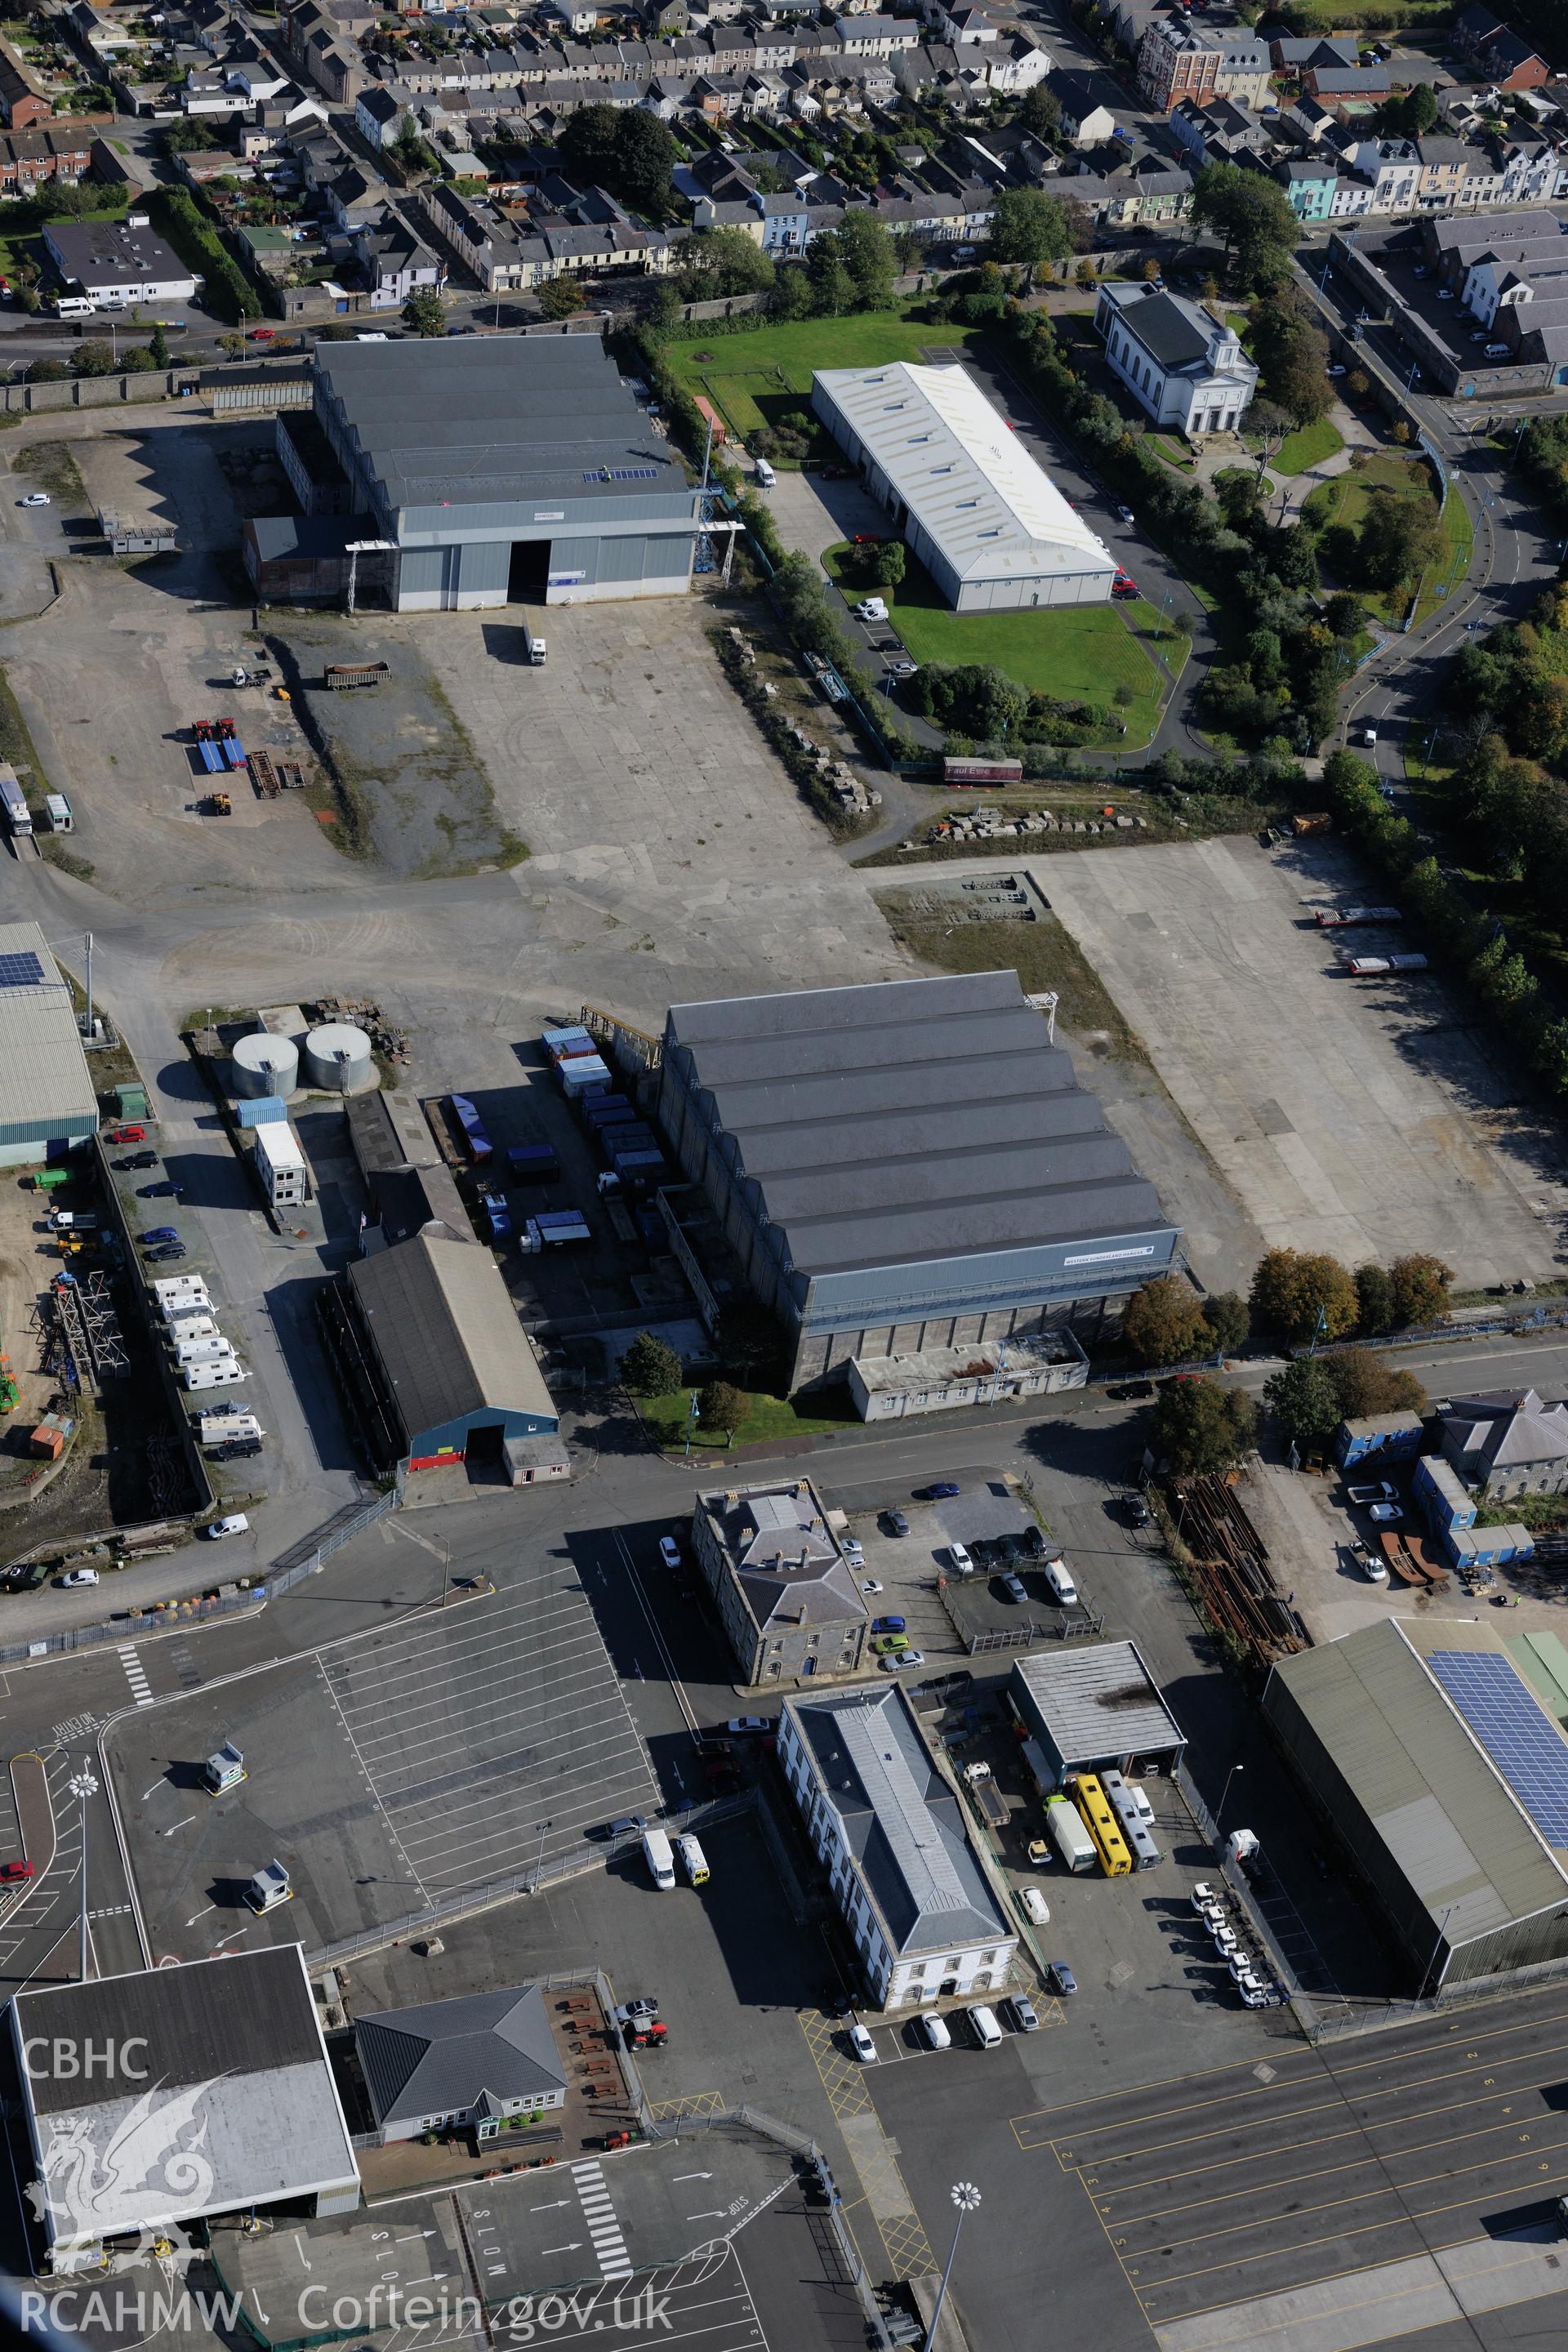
[1, 1860, 33, 1882]
[247, 327, 276, 341]
[108, 1125, 145, 1144]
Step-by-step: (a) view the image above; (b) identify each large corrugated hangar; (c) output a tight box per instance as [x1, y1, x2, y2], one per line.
[656, 971, 1179, 1389]
[1264, 1619, 1568, 1992]
[308, 336, 703, 612]
[0, 920, 98, 1169]
[810, 361, 1120, 611]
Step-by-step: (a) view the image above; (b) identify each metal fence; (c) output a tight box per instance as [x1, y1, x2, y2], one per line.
[0, 1488, 397, 1669]
[303, 1790, 755, 1969]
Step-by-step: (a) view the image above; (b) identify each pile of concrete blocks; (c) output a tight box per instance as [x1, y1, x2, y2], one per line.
[929, 807, 1148, 844]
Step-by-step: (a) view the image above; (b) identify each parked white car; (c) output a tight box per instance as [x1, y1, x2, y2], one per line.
[848, 2022, 877, 2064]
[207, 1513, 250, 1539]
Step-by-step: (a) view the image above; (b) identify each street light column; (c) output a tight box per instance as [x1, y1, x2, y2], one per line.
[924, 2183, 981, 2352]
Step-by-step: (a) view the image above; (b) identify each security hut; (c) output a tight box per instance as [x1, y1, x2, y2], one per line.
[1264, 1619, 1568, 1992]
[354, 1986, 568, 2145]
[320, 1227, 558, 1477]
[1008, 1643, 1187, 1793]
[11, 1945, 359, 2270]
[809, 363, 1119, 610]
[0, 920, 98, 1169]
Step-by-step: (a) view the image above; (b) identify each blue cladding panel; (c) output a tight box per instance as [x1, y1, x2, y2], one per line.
[1428, 1650, 1568, 1845]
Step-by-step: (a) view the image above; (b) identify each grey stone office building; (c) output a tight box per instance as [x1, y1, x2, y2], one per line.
[691, 1479, 869, 1686]
[308, 335, 702, 612]
[657, 972, 1180, 1390]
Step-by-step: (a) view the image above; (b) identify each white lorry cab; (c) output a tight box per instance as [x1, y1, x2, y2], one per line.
[642, 1828, 675, 1890]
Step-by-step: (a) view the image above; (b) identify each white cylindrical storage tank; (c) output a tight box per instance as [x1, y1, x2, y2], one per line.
[305, 1021, 373, 1093]
[232, 1031, 299, 1098]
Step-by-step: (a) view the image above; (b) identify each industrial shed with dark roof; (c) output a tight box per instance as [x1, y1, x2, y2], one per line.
[306, 336, 702, 612]
[320, 1227, 557, 1474]
[657, 971, 1179, 1388]
[11, 1945, 360, 2262]
[1263, 1619, 1568, 1993]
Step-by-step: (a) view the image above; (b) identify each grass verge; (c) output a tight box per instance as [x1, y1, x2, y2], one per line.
[15, 439, 86, 506]
[1272, 417, 1343, 477]
[875, 898, 1141, 1059]
[823, 544, 1168, 746]
[635, 1388, 858, 1449]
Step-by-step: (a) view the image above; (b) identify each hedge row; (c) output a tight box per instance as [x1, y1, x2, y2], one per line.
[148, 188, 261, 324]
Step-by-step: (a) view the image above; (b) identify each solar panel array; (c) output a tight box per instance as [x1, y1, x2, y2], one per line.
[1428, 1649, 1568, 1845]
[0, 950, 44, 990]
[583, 467, 660, 483]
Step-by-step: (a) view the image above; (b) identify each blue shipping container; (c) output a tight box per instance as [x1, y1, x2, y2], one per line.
[1334, 1411, 1424, 1468]
[506, 1143, 559, 1182]
[236, 1094, 288, 1130]
[448, 1094, 493, 1164]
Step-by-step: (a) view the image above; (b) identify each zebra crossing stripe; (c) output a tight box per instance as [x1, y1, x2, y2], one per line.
[118, 1645, 154, 1708]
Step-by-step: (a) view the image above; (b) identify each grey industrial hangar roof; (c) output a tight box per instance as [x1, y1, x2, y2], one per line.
[1267, 1621, 1568, 1942]
[0, 920, 98, 1137]
[663, 972, 1169, 1277]
[314, 336, 683, 511]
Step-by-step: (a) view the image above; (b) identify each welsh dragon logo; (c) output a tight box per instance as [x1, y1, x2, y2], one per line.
[26, 2076, 220, 2273]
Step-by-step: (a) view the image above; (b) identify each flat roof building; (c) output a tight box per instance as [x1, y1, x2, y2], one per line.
[692, 1476, 868, 1683]
[809, 361, 1119, 611]
[657, 972, 1178, 1390]
[305, 336, 702, 613]
[1264, 1619, 1568, 1992]
[322, 1227, 557, 1474]
[42, 216, 197, 305]
[1009, 1642, 1186, 1788]
[777, 1682, 1018, 2008]
[11, 1945, 359, 2265]
[0, 920, 98, 1169]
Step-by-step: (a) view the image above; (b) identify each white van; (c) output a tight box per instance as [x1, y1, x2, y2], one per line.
[966, 2005, 1003, 2049]
[54, 296, 96, 319]
[916, 2011, 951, 2051]
[642, 1827, 675, 1890]
[1043, 1555, 1078, 1606]
[674, 1833, 709, 1886]
[754, 457, 776, 490]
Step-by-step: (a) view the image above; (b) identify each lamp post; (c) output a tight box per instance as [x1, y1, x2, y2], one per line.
[683, 1391, 701, 1459]
[532, 1816, 553, 1892]
[1423, 1902, 1454, 2000]
[1217, 1762, 1244, 1832]
[69, 1769, 99, 1982]
[923, 2182, 980, 2352]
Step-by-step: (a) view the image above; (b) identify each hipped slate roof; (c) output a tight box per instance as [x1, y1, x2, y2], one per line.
[704, 1481, 866, 1631]
[789, 1684, 1012, 1956]
[356, 1987, 566, 2127]
[1442, 1388, 1568, 1474]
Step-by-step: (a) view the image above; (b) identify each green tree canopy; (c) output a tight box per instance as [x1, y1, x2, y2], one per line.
[805, 229, 856, 315]
[402, 285, 446, 336]
[539, 275, 586, 318]
[698, 1379, 749, 1442]
[1202, 1293, 1251, 1356]
[1123, 1274, 1210, 1367]
[1389, 1254, 1453, 1330]
[1192, 161, 1299, 288]
[987, 188, 1075, 288]
[622, 1331, 684, 1396]
[71, 341, 116, 376]
[835, 209, 897, 309]
[1263, 1356, 1342, 1450]
[1325, 1349, 1426, 1423]
[559, 105, 675, 212]
[1249, 1247, 1359, 1345]
[676, 225, 776, 299]
[1354, 1262, 1396, 1337]
[1357, 487, 1444, 590]
[1018, 82, 1061, 140]
[1151, 1378, 1258, 1476]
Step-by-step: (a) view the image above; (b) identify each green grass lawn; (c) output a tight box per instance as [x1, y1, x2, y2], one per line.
[662, 303, 982, 463]
[1302, 452, 1450, 626]
[1272, 416, 1343, 477]
[824, 544, 1169, 746]
[635, 1388, 858, 1450]
[1407, 489, 1475, 630]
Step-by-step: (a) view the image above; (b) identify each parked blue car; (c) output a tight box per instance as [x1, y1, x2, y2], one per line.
[871, 1615, 906, 1635]
[139, 1227, 180, 1245]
